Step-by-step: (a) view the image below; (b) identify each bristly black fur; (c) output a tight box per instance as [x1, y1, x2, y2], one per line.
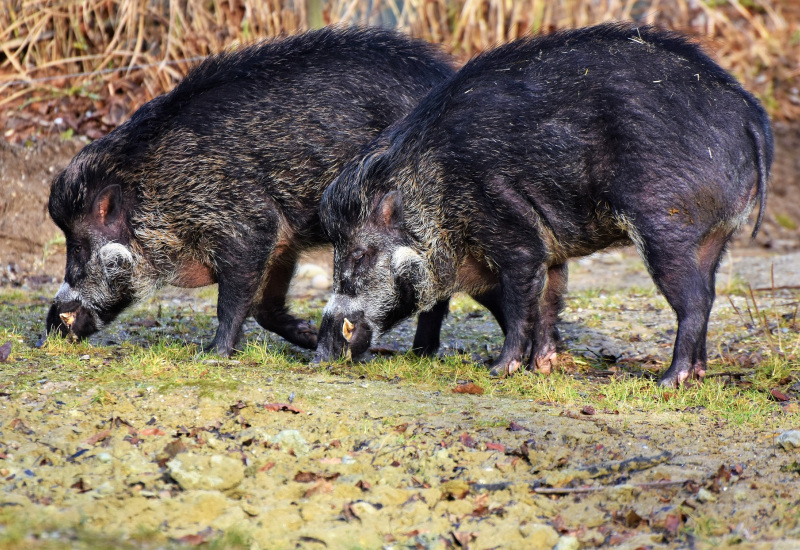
[47, 26, 455, 356]
[319, 22, 773, 387]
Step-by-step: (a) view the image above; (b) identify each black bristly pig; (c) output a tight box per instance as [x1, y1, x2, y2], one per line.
[315, 23, 773, 387]
[45, 26, 455, 356]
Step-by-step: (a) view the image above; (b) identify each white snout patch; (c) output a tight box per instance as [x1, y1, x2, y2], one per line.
[391, 246, 423, 274]
[99, 242, 134, 266]
[55, 282, 81, 303]
[322, 293, 358, 317]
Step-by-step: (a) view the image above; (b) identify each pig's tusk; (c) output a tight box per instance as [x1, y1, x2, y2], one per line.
[342, 318, 354, 341]
[59, 311, 77, 328]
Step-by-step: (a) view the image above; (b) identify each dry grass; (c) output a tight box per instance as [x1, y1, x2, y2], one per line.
[0, 0, 798, 124]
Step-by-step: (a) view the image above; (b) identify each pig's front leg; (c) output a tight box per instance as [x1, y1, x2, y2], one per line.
[205, 249, 264, 357]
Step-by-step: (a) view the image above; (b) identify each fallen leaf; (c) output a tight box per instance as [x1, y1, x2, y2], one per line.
[0, 342, 11, 362]
[229, 400, 247, 414]
[664, 513, 683, 536]
[294, 471, 341, 483]
[486, 442, 505, 452]
[138, 428, 166, 437]
[441, 479, 470, 500]
[452, 530, 476, 548]
[508, 421, 527, 432]
[770, 388, 791, 402]
[452, 382, 483, 395]
[471, 505, 489, 517]
[177, 527, 215, 546]
[459, 433, 477, 448]
[342, 501, 361, 523]
[551, 514, 569, 534]
[264, 402, 302, 414]
[258, 462, 276, 473]
[625, 509, 644, 528]
[71, 478, 91, 493]
[394, 422, 409, 433]
[356, 480, 371, 492]
[163, 439, 187, 459]
[85, 430, 111, 445]
[10, 418, 34, 435]
[304, 478, 333, 498]
[581, 405, 596, 415]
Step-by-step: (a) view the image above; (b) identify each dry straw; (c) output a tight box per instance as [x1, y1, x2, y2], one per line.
[1, 0, 798, 119]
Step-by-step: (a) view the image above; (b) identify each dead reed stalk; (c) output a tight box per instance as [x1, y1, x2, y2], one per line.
[1, 0, 798, 122]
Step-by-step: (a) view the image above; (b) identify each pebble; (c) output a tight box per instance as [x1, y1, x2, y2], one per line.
[554, 535, 580, 550]
[167, 453, 244, 491]
[777, 430, 800, 451]
[311, 273, 330, 290]
[295, 263, 327, 280]
[270, 430, 309, 455]
[696, 488, 717, 503]
[518, 523, 559, 549]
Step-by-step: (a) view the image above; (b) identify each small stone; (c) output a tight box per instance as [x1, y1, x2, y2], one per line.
[777, 430, 800, 451]
[167, 453, 244, 491]
[555, 535, 580, 550]
[519, 523, 559, 549]
[341, 455, 356, 465]
[96, 452, 113, 463]
[295, 263, 327, 280]
[696, 488, 717, 503]
[311, 273, 330, 290]
[271, 430, 309, 455]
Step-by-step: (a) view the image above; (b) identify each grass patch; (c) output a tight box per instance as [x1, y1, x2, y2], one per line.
[0, 283, 797, 428]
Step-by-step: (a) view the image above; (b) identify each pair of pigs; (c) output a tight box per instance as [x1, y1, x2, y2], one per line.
[46, 24, 772, 387]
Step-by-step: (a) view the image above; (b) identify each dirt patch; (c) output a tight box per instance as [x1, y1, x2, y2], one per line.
[1, 355, 799, 549]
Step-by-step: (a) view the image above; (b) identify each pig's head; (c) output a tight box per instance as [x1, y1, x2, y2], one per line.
[315, 189, 433, 362]
[46, 149, 151, 341]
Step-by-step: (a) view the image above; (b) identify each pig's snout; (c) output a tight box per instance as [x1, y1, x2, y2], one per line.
[46, 300, 80, 337]
[45, 300, 97, 340]
[314, 311, 372, 363]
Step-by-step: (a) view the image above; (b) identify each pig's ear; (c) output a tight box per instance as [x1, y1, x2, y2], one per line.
[377, 190, 403, 230]
[92, 185, 122, 226]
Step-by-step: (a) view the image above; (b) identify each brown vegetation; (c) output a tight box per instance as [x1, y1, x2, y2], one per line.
[1, 0, 798, 145]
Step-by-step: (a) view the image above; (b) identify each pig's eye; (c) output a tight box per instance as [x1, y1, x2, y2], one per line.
[351, 250, 366, 265]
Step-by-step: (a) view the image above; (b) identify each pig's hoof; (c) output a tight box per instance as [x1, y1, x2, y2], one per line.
[488, 359, 522, 378]
[658, 364, 706, 388]
[534, 351, 557, 375]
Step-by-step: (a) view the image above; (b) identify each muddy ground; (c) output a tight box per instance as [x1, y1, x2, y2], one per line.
[0, 132, 799, 549]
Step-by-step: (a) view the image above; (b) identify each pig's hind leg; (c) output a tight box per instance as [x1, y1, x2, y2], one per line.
[531, 263, 568, 374]
[412, 300, 450, 357]
[412, 287, 508, 358]
[252, 251, 318, 350]
[638, 227, 732, 387]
